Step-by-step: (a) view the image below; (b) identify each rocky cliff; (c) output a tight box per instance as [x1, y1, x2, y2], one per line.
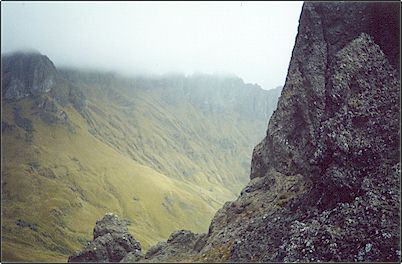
[203, 2, 400, 262]
[201, 2, 400, 262]
[2, 51, 59, 100]
[73, 2, 400, 262]
[1, 51, 86, 110]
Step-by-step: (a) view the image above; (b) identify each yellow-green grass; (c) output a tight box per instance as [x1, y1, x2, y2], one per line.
[82, 85, 265, 195]
[1, 99, 232, 262]
[1, 81, 269, 262]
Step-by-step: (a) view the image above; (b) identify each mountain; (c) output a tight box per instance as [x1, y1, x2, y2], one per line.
[2, 51, 59, 100]
[59, 70, 282, 194]
[1, 52, 281, 261]
[89, 2, 400, 262]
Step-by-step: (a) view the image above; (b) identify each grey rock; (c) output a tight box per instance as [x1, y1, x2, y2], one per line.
[13, 107, 34, 144]
[120, 250, 143, 262]
[93, 213, 131, 240]
[2, 51, 59, 100]
[1, 51, 87, 114]
[68, 213, 141, 263]
[142, 230, 207, 262]
[1, 121, 14, 133]
[173, 2, 400, 263]
[15, 219, 38, 232]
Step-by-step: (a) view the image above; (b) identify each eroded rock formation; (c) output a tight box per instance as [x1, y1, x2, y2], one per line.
[68, 213, 141, 263]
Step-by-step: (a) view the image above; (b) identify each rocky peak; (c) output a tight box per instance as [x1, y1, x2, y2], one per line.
[1, 51, 60, 100]
[250, 1, 400, 207]
[92, 213, 132, 240]
[203, 2, 400, 262]
[68, 213, 141, 263]
[2, 51, 87, 119]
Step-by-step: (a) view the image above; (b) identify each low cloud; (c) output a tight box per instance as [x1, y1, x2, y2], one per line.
[1, 1, 303, 90]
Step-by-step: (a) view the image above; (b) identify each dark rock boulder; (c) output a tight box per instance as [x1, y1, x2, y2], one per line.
[1, 121, 14, 133]
[68, 213, 141, 263]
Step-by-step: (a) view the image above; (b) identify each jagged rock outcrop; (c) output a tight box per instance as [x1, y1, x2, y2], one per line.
[68, 213, 141, 263]
[1, 51, 59, 100]
[138, 230, 207, 262]
[1, 51, 86, 111]
[139, 2, 400, 262]
[249, 1, 400, 214]
[1, 51, 86, 139]
[198, 2, 400, 262]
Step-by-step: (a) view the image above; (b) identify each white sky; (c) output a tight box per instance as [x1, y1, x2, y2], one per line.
[1, 1, 303, 90]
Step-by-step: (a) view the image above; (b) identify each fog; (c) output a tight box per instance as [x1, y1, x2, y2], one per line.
[1, 1, 303, 90]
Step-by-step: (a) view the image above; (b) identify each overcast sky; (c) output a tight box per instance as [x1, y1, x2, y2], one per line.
[2, 1, 303, 90]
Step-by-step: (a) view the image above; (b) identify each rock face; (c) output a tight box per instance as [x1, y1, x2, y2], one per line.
[140, 2, 400, 262]
[68, 213, 141, 263]
[139, 230, 206, 262]
[1, 51, 59, 100]
[1, 51, 86, 110]
[200, 2, 400, 262]
[249, 2, 401, 219]
[182, 75, 282, 120]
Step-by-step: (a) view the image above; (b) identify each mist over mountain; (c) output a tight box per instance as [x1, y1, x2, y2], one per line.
[1, 51, 281, 262]
[67, 2, 399, 263]
[2, 1, 303, 91]
[1, 1, 400, 263]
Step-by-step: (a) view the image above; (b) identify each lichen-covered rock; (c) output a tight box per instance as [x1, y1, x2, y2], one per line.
[120, 250, 143, 263]
[187, 2, 400, 262]
[68, 213, 141, 263]
[140, 230, 206, 262]
[92, 213, 132, 240]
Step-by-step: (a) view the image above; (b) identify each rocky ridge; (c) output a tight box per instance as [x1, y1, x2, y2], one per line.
[71, 2, 400, 262]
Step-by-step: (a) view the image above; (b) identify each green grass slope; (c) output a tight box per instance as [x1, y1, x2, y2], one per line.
[1, 99, 227, 261]
[1, 72, 280, 262]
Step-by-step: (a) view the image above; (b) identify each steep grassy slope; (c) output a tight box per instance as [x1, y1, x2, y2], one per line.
[1, 68, 281, 262]
[1, 98, 227, 261]
[62, 71, 281, 194]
